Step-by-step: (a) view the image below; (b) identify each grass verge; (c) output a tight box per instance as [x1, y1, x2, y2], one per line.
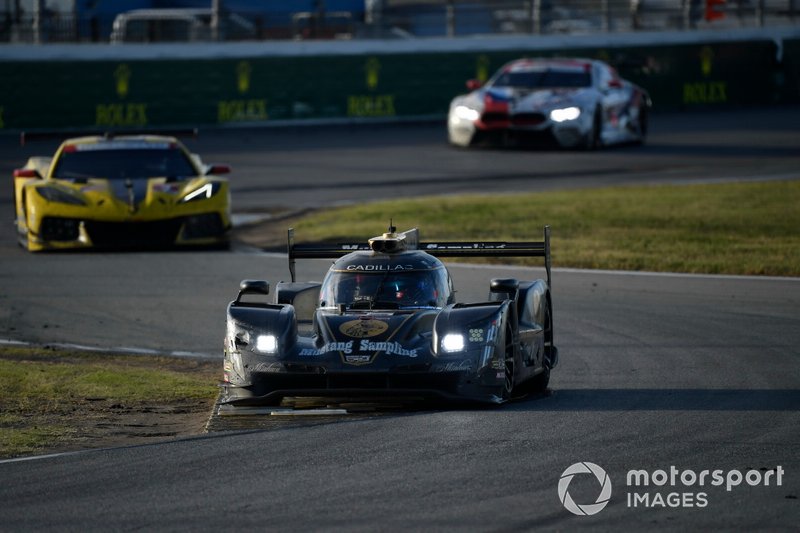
[0, 346, 219, 459]
[287, 180, 799, 276]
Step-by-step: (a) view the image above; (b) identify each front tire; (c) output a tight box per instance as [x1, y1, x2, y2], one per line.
[528, 366, 550, 394]
[584, 108, 602, 150]
[635, 104, 648, 145]
[502, 324, 515, 401]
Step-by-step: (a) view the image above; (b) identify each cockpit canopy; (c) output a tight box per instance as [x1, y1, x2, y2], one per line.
[319, 253, 454, 310]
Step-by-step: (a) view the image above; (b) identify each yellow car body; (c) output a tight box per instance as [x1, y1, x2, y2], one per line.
[13, 135, 232, 252]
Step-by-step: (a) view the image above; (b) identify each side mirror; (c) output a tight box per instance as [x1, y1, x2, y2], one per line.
[466, 79, 483, 91]
[206, 164, 231, 176]
[490, 278, 519, 294]
[236, 280, 270, 303]
[14, 168, 41, 179]
[607, 79, 623, 89]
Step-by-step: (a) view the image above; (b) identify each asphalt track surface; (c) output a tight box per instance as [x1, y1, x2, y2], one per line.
[0, 108, 799, 530]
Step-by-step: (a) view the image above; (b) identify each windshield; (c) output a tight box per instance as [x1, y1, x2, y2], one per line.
[52, 148, 198, 181]
[319, 269, 452, 309]
[492, 69, 591, 89]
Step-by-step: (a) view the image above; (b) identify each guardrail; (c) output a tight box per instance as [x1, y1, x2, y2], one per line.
[0, 27, 798, 131]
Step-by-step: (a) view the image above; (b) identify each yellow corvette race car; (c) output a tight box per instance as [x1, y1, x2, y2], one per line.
[13, 134, 231, 252]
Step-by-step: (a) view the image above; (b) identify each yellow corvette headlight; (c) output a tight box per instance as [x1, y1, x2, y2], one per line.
[180, 182, 222, 203]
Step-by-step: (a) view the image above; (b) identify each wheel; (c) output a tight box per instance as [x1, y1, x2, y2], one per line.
[528, 365, 550, 394]
[543, 303, 554, 367]
[17, 191, 33, 251]
[584, 108, 602, 150]
[502, 324, 515, 401]
[636, 104, 648, 144]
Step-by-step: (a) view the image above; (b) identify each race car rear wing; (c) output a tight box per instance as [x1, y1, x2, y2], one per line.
[287, 226, 552, 289]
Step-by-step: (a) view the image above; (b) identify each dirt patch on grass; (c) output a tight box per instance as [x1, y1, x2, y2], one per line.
[0, 348, 220, 459]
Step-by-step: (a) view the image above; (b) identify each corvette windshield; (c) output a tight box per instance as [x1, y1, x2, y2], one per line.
[52, 148, 198, 181]
[320, 269, 451, 309]
[492, 69, 591, 89]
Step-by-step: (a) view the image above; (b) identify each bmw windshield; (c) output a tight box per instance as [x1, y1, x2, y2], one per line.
[492, 69, 591, 89]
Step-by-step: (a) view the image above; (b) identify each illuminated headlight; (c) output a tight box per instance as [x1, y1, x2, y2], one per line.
[35, 187, 86, 206]
[441, 333, 465, 353]
[454, 105, 481, 122]
[549, 107, 581, 122]
[180, 182, 221, 203]
[255, 334, 278, 354]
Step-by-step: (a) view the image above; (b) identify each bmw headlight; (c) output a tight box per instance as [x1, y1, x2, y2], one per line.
[549, 107, 581, 123]
[255, 334, 278, 354]
[441, 333, 465, 353]
[453, 105, 481, 122]
[35, 187, 86, 206]
[180, 182, 221, 203]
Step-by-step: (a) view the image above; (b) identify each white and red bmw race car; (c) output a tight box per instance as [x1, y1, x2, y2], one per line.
[448, 57, 651, 149]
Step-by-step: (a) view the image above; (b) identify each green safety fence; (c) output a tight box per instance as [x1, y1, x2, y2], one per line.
[0, 39, 787, 131]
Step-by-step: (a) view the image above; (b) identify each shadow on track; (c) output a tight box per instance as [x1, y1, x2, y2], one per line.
[508, 388, 800, 411]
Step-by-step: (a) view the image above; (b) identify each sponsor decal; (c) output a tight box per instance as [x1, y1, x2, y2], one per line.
[347, 95, 395, 117]
[358, 340, 417, 357]
[432, 360, 473, 373]
[299, 339, 417, 362]
[476, 54, 490, 83]
[683, 46, 727, 105]
[300, 341, 354, 356]
[252, 362, 284, 373]
[95, 103, 148, 127]
[345, 264, 414, 271]
[115, 64, 131, 98]
[237, 61, 251, 94]
[339, 319, 389, 338]
[468, 328, 484, 342]
[218, 99, 268, 123]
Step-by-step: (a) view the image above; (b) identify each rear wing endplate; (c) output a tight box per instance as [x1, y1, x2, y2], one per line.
[288, 226, 552, 289]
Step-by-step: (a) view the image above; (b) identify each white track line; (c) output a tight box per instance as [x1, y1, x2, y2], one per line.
[0, 338, 216, 359]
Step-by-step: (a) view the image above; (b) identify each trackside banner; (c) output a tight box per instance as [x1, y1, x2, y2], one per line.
[0, 37, 794, 130]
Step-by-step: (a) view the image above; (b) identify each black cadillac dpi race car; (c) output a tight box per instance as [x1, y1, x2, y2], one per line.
[222, 226, 558, 405]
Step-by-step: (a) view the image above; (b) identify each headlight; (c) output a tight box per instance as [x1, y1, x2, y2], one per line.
[255, 334, 278, 354]
[453, 105, 481, 122]
[35, 187, 86, 206]
[549, 107, 581, 122]
[180, 182, 221, 203]
[441, 333, 465, 353]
